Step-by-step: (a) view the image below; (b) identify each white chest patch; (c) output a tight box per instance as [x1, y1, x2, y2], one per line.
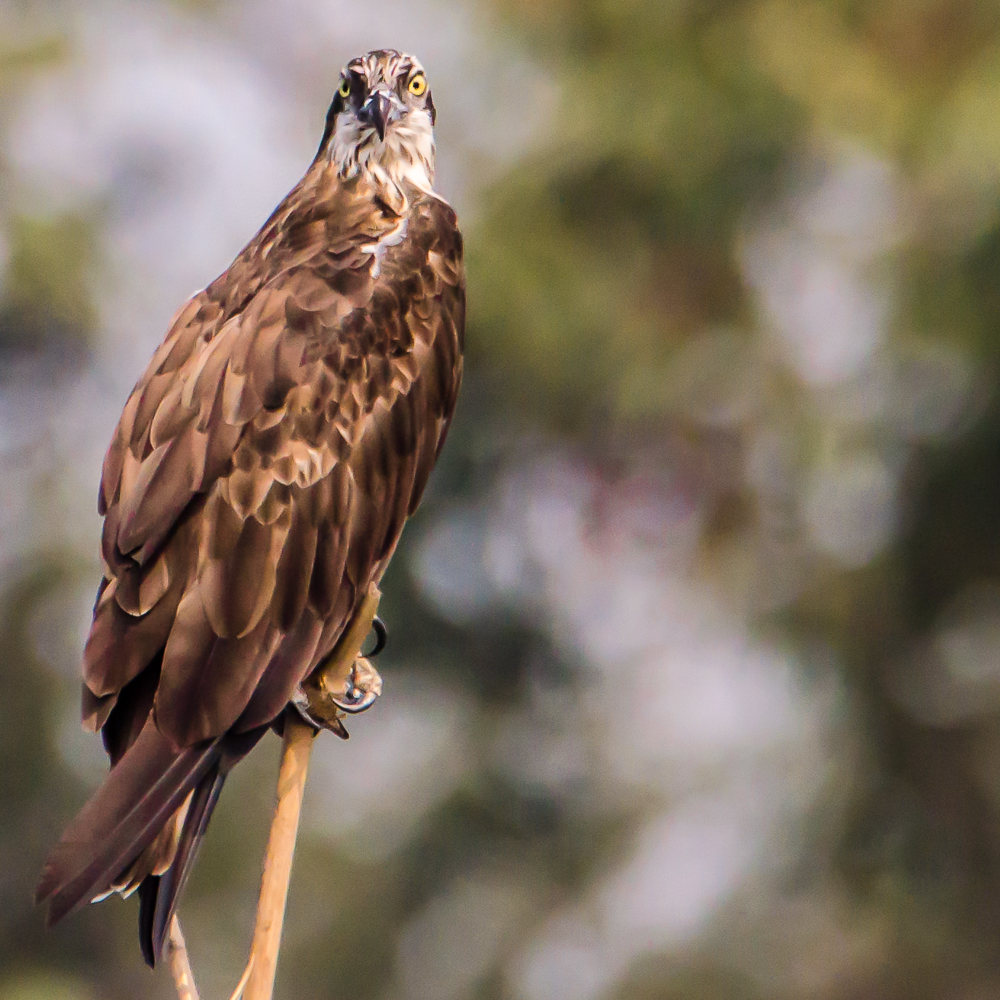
[362, 216, 409, 279]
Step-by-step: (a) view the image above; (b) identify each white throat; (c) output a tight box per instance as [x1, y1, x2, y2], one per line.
[330, 107, 436, 212]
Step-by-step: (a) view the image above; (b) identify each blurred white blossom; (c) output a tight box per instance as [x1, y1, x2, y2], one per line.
[801, 450, 898, 568]
[511, 790, 773, 1000]
[887, 580, 1000, 727]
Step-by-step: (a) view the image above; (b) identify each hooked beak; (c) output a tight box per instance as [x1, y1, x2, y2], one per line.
[359, 91, 392, 141]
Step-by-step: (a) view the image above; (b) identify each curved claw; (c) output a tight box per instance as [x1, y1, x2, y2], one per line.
[329, 657, 383, 714]
[365, 616, 387, 658]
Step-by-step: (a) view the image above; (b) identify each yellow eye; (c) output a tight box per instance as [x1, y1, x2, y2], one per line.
[408, 74, 427, 97]
[338, 77, 351, 99]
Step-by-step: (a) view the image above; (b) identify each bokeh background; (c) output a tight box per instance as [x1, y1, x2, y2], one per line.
[2, 0, 1000, 997]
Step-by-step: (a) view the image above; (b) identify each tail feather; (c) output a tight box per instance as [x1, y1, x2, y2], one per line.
[138, 765, 227, 967]
[138, 725, 267, 966]
[36, 718, 221, 926]
[137, 877, 160, 969]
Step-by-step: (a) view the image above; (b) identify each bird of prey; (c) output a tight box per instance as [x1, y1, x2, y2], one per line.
[36, 49, 464, 968]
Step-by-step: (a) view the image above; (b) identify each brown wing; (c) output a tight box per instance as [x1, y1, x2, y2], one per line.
[83, 188, 464, 749]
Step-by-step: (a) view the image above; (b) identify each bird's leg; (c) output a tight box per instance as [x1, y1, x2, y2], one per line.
[296, 585, 385, 736]
[232, 584, 383, 1000]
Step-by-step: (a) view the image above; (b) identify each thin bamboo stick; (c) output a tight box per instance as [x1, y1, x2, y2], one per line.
[166, 914, 200, 1000]
[242, 717, 316, 1000]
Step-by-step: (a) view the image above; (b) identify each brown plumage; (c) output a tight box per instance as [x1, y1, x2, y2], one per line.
[36, 49, 463, 967]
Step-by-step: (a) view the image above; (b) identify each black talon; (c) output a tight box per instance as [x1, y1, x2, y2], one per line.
[365, 616, 388, 658]
[290, 695, 350, 739]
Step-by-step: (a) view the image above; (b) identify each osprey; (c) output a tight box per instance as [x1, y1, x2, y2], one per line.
[36, 49, 464, 966]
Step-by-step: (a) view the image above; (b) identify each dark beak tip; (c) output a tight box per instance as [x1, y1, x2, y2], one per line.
[362, 93, 392, 142]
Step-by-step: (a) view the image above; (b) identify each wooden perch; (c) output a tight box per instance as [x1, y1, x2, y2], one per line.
[242, 715, 315, 1000]
[167, 914, 200, 1000]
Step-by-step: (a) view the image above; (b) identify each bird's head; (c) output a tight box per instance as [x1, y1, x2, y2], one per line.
[321, 49, 436, 200]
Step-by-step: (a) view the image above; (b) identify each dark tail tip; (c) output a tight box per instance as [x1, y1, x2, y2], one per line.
[138, 876, 160, 968]
[138, 763, 230, 968]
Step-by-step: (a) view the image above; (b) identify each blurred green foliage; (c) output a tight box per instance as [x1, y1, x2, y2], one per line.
[1, 214, 97, 353]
